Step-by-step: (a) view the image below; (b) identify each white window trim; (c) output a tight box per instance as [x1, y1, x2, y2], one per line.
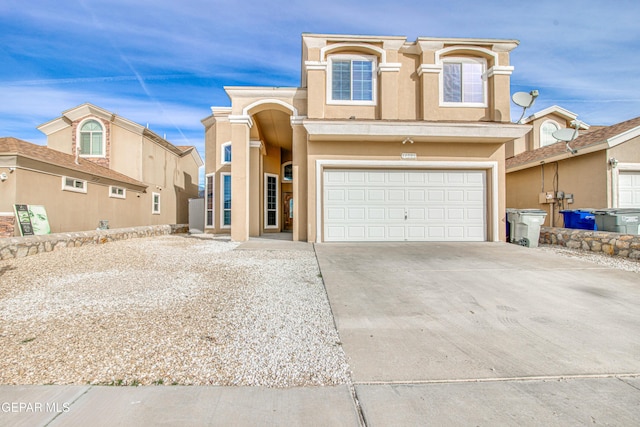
[539, 120, 561, 148]
[264, 173, 279, 229]
[62, 176, 87, 194]
[109, 185, 126, 199]
[611, 162, 640, 208]
[220, 172, 231, 229]
[152, 192, 161, 215]
[77, 118, 106, 158]
[221, 141, 232, 165]
[439, 57, 488, 108]
[282, 161, 293, 182]
[327, 54, 377, 106]
[205, 173, 215, 228]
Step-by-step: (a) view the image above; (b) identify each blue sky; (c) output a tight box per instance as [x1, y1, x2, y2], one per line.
[1, 0, 639, 165]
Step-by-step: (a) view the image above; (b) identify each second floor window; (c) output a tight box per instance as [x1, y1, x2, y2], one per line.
[329, 55, 376, 104]
[79, 119, 104, 156]
[442, 58, 486, 105]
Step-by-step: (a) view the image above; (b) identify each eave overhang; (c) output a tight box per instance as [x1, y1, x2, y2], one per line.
[303, 120, 531, 143]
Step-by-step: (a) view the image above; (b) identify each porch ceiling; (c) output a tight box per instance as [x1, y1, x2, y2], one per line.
[253, 109, 292, 150]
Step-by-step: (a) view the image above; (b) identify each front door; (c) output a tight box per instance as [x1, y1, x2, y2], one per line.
[283, 192, 293, 231]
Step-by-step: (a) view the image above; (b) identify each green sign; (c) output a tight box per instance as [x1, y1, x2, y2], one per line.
[14, 204, 51, 236]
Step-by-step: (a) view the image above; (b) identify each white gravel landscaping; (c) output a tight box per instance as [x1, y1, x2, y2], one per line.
[0, 235, 350, 387]
[538, 244, 640, 274]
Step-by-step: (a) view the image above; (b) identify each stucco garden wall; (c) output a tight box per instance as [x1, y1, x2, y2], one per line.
[539, 226, 640, 260]
[0, 224, 188, 260]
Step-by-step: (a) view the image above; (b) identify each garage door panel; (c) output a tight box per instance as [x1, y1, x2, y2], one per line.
[367, 189, 385, 201]
[619, 171, 640, 208]
[326, 188, 346, 201]
[388, 189, 406, 202]
[447, 208, 464, 220]
[408, 189, 426, 201]
[323, 169, 486, 242]
[347, 189, 365, 201]
[388, 226, 405, 239]
[368, 208, 385, 220]
[407, 208, 426, 220]
[327, 208, 346, 220]
[346, 171, 366, 183]
[348, 208, 365, 220]
[428, 190, 445, 202]
[388, 208, 405, 220]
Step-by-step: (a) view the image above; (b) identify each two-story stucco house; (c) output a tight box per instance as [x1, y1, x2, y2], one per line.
[0, 103, 202, 236]
[202, 33, 530, 242]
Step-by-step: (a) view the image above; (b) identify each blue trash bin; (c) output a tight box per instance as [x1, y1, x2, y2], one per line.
[560, 209, 597, 230]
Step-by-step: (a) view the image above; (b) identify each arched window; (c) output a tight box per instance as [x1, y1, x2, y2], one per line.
[79, 119, 104, 156]
[540, 121, 560, 147]
[282, 161, 293, 182]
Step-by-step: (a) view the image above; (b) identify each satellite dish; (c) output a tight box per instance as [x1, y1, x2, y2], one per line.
[552, 127, 579, 154]
[552, 128, 578, 142]
[512, 90, 539, 123]
[512, 92, 537, 108]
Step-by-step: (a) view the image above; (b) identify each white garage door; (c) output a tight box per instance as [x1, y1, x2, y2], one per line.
[323, 169, 486, 242]
[619, 171, 640, 208]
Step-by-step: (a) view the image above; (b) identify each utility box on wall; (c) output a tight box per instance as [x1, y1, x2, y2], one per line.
[539, 192, 555, 204]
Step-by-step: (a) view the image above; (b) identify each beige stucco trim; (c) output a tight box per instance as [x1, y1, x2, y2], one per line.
[314, 159, 499, 243]
[304, 121, 530, 143]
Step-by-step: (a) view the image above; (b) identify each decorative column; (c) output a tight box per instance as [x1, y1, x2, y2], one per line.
[379, 63, 402, 120]
[229, 115, 252, 242]
[291, 116, 308, 241]
[249, 140, 263, 237]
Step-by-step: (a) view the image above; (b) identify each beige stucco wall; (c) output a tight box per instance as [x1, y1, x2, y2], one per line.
[46, 127, 73, 154]
[110, 125, 144, 181]
[506, 151, 608, 227]
[303, 37, 514, 123]
[2, 165, 150, 235]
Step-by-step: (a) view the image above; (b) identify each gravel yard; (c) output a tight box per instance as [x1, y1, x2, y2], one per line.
[538, 244, 640, 274]
[0, 235, 350, 387]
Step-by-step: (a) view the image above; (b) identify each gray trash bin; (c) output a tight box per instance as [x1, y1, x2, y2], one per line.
[506, 208, 518, 243]
[591, 209, 640, 234]
[510, 209, 547, 247]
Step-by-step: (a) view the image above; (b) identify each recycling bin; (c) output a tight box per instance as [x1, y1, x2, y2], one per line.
[591, 209, 640, 234]
[508, 209, 547, 247]
[560, 209, 597, 230]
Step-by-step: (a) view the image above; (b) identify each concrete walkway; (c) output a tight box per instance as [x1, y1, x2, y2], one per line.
[2, 241, 640, 426]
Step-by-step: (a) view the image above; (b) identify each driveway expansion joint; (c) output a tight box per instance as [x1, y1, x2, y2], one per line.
[353, 373, 640, 386]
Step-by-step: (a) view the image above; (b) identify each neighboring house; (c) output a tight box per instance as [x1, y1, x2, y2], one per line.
[202, 33, 529, 242]
[505, 105, 594, 158]
[506, 114, 640, 227]
[0, 104, 202, 236]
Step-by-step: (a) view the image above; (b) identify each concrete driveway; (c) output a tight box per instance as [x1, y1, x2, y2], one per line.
[315, 242, 640, 425]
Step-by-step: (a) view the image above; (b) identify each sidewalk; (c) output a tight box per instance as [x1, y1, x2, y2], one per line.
[0, 385, 361, 426]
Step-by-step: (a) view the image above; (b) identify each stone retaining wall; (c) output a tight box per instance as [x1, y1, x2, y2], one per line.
[539, 226, 640, 260]
[0, 224, 189, 260]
